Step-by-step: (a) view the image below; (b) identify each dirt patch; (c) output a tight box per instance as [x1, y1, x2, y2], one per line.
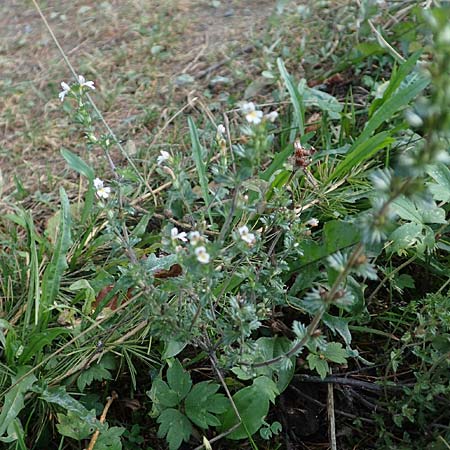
[0, 0, 276, 195]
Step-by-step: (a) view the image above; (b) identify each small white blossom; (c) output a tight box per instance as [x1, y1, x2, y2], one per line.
[238, 225, 256, 246]
[217, 124, 226, 135]
[265, 111, 279, 122]
[306, 218, 319, 227]
[195, 246, 210, 264]
[78, 74, 95, 90]
[245, 109, 264, 125]
[241, 102, 256, 114]
[171, 227, 188, 242]
[157, 150, 171, 165]
[93, 178, 111, 199]
[58, 81, 71, 102]
[188, 231, 202, 245]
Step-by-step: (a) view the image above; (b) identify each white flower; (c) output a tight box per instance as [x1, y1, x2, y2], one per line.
[188, 231, 202, 245]
[238, 225, 256, 246]
[78, 74, 95, 90]
[171, 227, 188, 242]
[245, 109, 264, 125]
[93, 178, 111, 199]
[217, 124, 226, 135]
[157, 150, 171, 165]
[306, 218, 319, 227]
[241, 102, 256, 114]
[58, 81, 71, 102]
[195, 246, 210, 264]
[265, 111, 279, 122]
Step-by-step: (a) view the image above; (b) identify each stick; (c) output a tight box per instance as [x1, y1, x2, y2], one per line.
[327, 376, 337, 450]
[86, 391, 118, 450]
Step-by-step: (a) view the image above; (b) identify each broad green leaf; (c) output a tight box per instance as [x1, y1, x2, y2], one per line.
[278, 58, 305, 136]
[324, 342, 348, 364]
[185, 381, 229, 428]
[220, 376, 279, 440]
[56, 411, 96, 440]
[61, 148, 94, 180]
[392, 196, 447, 224]
[167, 359, 192, 401]
[148, 379, 180, 409]
[388, 222, 423, 255]
[144, 253, 178, 275]
[162, 340, 187, 359]
[41, 188, 73, 326]
[0, 369, 37, 439]
[427, 163, 450, 202]
[232, 337, 295, 393]
[303, 84, 342, 119]
[37, 386, 97, 422]
[157, 408, 192, 450]
[189, 117, 211, 209]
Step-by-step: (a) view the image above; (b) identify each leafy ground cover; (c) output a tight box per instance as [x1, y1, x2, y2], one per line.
[1, 1, 450, 449]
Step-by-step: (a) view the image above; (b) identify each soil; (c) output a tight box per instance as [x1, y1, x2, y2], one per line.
[0, 0, 276, 194]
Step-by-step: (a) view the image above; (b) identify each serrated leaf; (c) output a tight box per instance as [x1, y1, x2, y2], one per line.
[167, 359, 192, 401]
[324, 342, 348, 364]
[307, 354, 329, 379]
[95, 425, 125, 450]
[220, 376, 279, 439]
[389, 222, 423, 254]
[322, 314, 352, 345]
[77, 363, 113, 392]
[148, 379, 180, 409]
[185, 382, 229, 429]
[157, 408, 192, 450]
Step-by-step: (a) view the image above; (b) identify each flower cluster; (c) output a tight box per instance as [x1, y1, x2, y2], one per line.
[170, 228, 210, 264]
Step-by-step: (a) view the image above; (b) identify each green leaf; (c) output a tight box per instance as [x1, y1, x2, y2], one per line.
[77, 363, 113, 392]
[0, 369, 37, 439]
[185, 382, 229, 429]
[36, 386, 97, 422]
[324, 342, 348, 364]
[388, 222, 423, 255]
[61, 148, 94, 180]
[233, 337, 295, 393]
[56, 411, 96, 440]
[144, 253, 178, 275]
[41, 188, 73, 326]
[167, 359, 192, 401]
[162, 340, 187, 359]
[330, 131, 394, 181]
[427, 163, 450, 202]
[307, 354, 329, 379]
[157, 409, 192, 450]
[95, 425, 125, 450]
[220, 376, 279, 440]
[303, 85, 342, 119]
[322, 314, 352, 345]
[277, 58, 305, 136]
[148, 379, 180, 409]
[392, 196, 446, 224]
[18, 328, 71, 364]
[189, 117, 211, 209]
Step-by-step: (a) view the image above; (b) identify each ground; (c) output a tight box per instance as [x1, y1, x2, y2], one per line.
[0, 0, 278, 195]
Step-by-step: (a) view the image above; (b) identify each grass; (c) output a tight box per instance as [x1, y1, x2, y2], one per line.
[1, 1, 450, 450]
